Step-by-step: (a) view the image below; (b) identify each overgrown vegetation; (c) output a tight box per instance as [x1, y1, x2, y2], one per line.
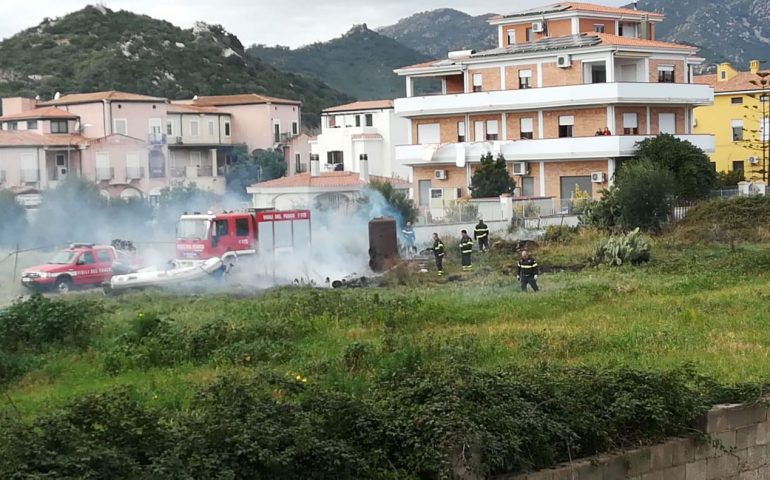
[675, 196, 770, 244]
[368, 180, 417, 224]
[634, 134, 716, 200]
[593, 228, 652, 266]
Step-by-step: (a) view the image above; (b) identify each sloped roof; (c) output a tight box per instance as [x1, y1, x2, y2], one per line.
[0, 107, 78, 121]
[695, 71, 770, 93]
[593, 33, 695, 50]
[192, 94, 301, 107]
[251, 171, 410, 189]
[490, 1, 663, 21]
[0, 131, 89, 147]
[167, 103, 228, 114]
[40, 91, 166, 105]
[324, 100, 394, 113]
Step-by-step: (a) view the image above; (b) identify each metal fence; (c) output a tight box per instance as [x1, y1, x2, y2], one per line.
[416, 197, 587, 226]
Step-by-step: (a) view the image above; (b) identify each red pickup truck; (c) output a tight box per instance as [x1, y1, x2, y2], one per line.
[21, 243, 121, 293]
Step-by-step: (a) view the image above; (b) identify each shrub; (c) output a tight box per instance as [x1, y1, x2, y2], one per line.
[541, 225, 579, 244]
[470, 152, 516, 198]
[674, 196, 770, 244]
[0, 294, 104, 352]
[634, 134, 716, 200]
[593, 228, 651, 266]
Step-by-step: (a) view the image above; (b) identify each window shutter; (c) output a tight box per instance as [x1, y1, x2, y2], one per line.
[623, 113, 638, 128]
[486, 120, 499, 135]
[520, 118, 534, 133]
[559, 115, 575, 126]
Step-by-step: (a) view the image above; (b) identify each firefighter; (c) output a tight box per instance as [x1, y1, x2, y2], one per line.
[474, 219, 490, 252]
[430, 233, 445, 276]
[459, 230, 474, 271]
[402, 222, 416, 257]
[517, 250, 540, 292]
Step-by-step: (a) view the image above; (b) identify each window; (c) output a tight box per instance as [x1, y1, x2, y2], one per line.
[594, 24, 605, 33]
[658, 113, 676, 134]
[365, 114, 373, 127]
[731, 97, 743, 105]
[486, 120, 499, 141]
[720, 70, 727, 80]
[113, 118, 127, 135]
[457, 121, 466, 142]
[355, 115, 361, 127]
[208, 121, 215, 136]
[525, 27, 533, 42]
[520, 118, 534, 139]
[761, 117, 769, 142]
[472, 73, 483, 92]
[417, 123, 440, 144]
[507, 29, 516, 45]
[591, 63, 607, 84]
[79, 252, 95, 265]
[732, 160, 745, 173]
[558, 115, 574, 138]
[214, 220, 229, 237]
[9, 121, 17, 130]
[235, 218, 250, 237]
[224, 122, 231, 137]
[292, 121, 298, 135]
[658, 65, 675, 83]
[274, 123, 280, 143]
[97, 250, 111, 263]
[623, 113, 639, 135]
[518, 69, 532, 89]
[295, 153, 302, 172]
[327, 150, 344, 165]
[27, 120, 37, 130]
[521, 176, 535, 197]
[618, 24, 624, 36]
[51, 120, 68, 134]
[190, 120, 199, 137]
[731, 119, 744, 141]
[166, 120, 173, 136]
[474, 121, 485, 142]
[190, 151, 202, 166]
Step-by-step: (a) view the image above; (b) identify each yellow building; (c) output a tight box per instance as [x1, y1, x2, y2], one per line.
[694, 60, 770, 180]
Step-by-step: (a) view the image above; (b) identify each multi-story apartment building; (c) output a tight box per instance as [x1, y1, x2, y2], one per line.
[311, 100, 411, 180]
[0, 91, 304, 201]
[694, 61, 770, 179]
[393, 2, 715, 212]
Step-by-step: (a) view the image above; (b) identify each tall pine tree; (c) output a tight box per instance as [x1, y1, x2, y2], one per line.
[470, 153, 516, 198]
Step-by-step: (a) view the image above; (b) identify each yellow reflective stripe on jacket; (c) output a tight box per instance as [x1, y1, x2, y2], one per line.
[517, 263, 538, 269]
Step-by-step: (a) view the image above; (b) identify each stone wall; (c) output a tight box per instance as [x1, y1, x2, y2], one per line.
[497, 401, 770, 480]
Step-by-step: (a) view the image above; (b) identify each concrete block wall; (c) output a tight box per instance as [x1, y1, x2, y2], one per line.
[497, 401, 770, 480]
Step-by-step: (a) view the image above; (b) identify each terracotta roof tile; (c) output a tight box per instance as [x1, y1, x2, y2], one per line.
[167, 103, 228, 114]
[595, 33, 695, 50]
[192, 94, 301, 107]
[695, 71, 770, 93]
[563, 2, 663, 18]
[323, 100, 394, 113]
[0, 131, 88, 147]
[0, 107, 78, 121]
[40, 91, 166, 105]
[400, 59, 443, 70]
[251, 171, 409, 189]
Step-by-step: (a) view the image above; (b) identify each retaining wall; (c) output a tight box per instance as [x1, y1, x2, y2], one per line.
[497, 401, 770, 480]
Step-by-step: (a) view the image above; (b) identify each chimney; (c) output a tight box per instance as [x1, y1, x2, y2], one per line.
[359, 154, 370, 183]
[310, 154, 320, 177]
[750, 60, 762, 74]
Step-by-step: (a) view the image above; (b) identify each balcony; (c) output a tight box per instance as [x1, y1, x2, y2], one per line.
[148, 133, 167, 145]
[396, 135, 715, 165]
[95, 167, 114, 181]
[126, 167, 145, 180]
[394, 82, 714, 117]
[21, 169, 39, 183]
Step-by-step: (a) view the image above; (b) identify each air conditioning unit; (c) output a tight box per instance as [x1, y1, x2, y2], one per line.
[749, 156, 759, 165]
[591, 172, 606, 183]
[556, 54, 572, 68]
[512, 162, 528, 176]
[434, 169, 447, 180]
[532, 21, 545, 33]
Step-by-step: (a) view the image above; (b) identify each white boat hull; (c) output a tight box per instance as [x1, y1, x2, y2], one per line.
[109, 257, 223, 291]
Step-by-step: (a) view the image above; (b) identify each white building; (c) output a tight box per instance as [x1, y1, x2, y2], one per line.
[311, 100, 411, 181]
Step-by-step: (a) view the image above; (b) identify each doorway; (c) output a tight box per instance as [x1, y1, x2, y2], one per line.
[56, 153, 68, 180]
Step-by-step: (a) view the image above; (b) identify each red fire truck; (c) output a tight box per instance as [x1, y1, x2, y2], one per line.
[175, 209, 312, 263]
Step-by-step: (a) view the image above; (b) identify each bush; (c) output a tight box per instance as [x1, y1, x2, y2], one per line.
[593, 228, 651, 266]
[541, 225, 579, 244]
[0, 294, 104, 352]
[634, 134, 716, 200]
[470, 153, 516, 198]
[674, 196, 770, 244]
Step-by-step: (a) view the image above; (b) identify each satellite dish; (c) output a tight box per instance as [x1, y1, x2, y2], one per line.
[54, 91, 61, 99]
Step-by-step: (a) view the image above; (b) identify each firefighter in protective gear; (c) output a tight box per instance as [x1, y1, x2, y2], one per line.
[430, 233, 445, 276]
[402, 222, 416, 257]
[474, 219, 490, 252]
[517, 250, 539, 292]
[459, 230, 474, 271]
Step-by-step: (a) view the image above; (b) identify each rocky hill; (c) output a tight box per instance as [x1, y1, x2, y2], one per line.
[377, 8, 497, 59]
[248, 25, 429, 100]
[0, 5, 352, 127]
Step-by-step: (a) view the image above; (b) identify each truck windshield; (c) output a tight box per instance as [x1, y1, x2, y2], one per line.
[49, 250, 76, 264]
[177, 219, 210, 240]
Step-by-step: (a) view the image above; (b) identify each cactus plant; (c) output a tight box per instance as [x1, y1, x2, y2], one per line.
[593, 228, 651, 266]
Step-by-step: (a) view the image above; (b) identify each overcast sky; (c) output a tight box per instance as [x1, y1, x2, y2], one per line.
[0, 1, 630, 48]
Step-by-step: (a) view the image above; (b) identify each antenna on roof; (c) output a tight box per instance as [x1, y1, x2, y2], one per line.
[54, 91, 61, 100]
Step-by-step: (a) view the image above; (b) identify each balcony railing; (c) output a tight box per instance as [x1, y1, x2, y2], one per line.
[126, 166, 145, 180]
[148, 133, 167, 145]
[197, 165, 213, 177]
[395, 82, 714, 117]
[21, 169, 39, 183]
[95, 167, 114, 181]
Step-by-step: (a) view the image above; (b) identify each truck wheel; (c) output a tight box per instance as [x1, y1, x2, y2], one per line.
[55, 277, 73, 294]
